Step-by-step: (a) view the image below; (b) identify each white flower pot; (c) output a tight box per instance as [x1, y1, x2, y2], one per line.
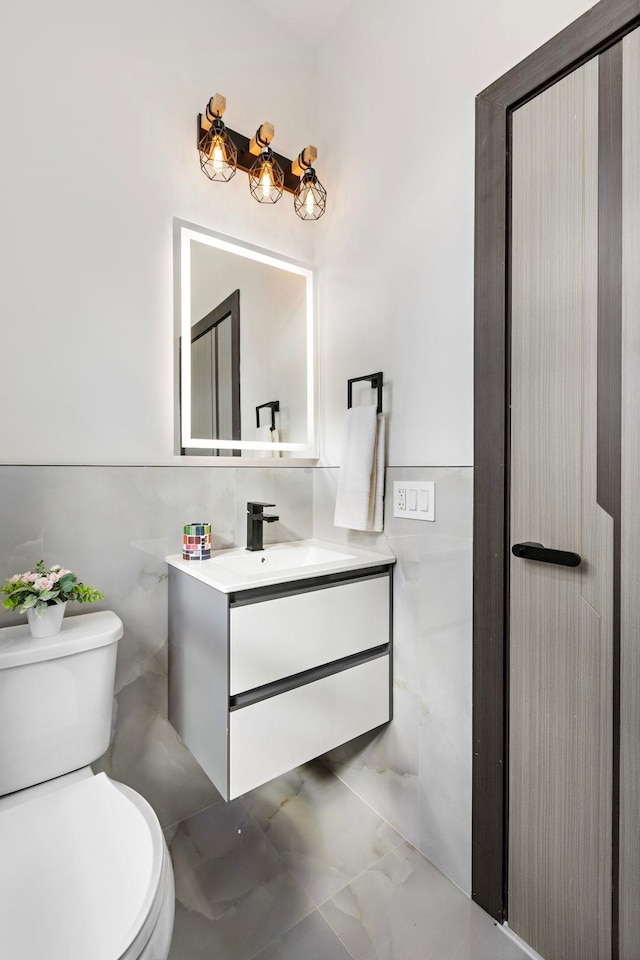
[26, 602, 67, 639]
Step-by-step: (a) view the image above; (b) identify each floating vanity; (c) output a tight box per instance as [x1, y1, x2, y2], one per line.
[167, 539, 395, 800]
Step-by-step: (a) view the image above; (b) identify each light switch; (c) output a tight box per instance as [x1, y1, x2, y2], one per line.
[393, 481, 435, 521]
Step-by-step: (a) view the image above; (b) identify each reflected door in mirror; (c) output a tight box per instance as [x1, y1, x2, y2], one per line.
[184, 289, 240, 456]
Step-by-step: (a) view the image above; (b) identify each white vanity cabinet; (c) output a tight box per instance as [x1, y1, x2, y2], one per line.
[168, 563, 393, 800]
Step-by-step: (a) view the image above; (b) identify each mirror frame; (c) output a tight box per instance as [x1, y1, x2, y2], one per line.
[174, 218, 318, 459]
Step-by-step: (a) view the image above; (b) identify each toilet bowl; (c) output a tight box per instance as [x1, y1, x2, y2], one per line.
[0, 611, 175, 960]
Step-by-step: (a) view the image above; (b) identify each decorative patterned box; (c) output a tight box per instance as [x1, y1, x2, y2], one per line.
[182, 522, 211, 561]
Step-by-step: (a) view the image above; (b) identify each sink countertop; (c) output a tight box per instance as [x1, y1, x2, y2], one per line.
[166, 538, 396, 593]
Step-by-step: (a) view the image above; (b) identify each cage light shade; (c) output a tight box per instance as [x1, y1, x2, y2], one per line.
[294, 168, 327, 220]
[249, 148, 284, 203]
[199, 119, 237, 182]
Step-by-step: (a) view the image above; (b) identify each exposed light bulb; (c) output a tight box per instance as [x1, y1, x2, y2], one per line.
[199, 115, 236, 182]
[211, 137, 225, 173]
[249, 145, 283, 203]
[304, 185, 316, 216]
[260, 160, 274, 199]
[294, 166, 326, 220]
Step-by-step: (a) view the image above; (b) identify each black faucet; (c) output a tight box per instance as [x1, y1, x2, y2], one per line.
[246, 501, 279, 551]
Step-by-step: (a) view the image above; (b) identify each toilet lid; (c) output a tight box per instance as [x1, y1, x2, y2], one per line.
[0, 773, 164, 960]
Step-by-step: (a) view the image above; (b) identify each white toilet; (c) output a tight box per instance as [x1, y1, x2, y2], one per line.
[0, 610, 175, 960]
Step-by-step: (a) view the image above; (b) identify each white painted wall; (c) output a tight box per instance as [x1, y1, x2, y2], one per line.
[314, 0, 594, 467]
[0, 0, 594, 468]
[0, 0, 316, 464]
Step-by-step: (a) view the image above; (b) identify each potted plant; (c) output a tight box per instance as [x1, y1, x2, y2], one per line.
[1, 561, 105, 638]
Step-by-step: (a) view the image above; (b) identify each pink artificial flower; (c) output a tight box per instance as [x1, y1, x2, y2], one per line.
[48, 571, 60, 583]
[8, 574, 21, 583]
[34, 577, 53, 591]
[58, 569, 72, 577]
[49, 565, 61, 572]
[21, 572, 32, 581]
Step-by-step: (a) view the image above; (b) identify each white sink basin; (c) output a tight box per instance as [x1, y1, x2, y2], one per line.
[210, 543, 356, 575]
[166, 539, 395, 593]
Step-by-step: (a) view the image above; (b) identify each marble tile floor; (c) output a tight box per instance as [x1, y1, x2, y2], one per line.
[165, 761, 529, 960]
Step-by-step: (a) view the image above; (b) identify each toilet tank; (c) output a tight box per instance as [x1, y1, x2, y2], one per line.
[0, 610, 122, 795]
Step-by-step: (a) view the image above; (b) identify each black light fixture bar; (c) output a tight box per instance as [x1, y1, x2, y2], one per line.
[197, 117, 299, 194]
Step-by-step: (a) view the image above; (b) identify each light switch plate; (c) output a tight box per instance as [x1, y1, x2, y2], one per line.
[393, 481, 435, 521]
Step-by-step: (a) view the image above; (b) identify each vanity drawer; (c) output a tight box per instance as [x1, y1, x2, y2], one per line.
[229, 654, 390, 799]
[230, 574, 390, 694]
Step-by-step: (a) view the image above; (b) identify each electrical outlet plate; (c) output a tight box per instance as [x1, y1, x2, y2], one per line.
[393, 481, 435, 521]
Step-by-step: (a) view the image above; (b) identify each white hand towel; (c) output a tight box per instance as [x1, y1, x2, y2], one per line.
[370, 413, 386, 532]
[334, 407, 385, 531]
[270, 428, 281, 458]
[256, 426, 281, 458]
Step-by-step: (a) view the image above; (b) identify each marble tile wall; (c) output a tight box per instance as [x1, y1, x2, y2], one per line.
[0, 462, 473, 896]
[0, 464, 313, 829]
[315, 465, 473, 893]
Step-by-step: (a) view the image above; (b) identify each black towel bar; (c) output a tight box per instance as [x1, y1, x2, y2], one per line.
[347, 372, 383, 415]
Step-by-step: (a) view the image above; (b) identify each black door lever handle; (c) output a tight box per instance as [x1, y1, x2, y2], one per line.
[512, 542, 581, 567]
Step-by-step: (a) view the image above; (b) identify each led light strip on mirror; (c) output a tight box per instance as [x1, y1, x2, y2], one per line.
[177, 220, 317, 457]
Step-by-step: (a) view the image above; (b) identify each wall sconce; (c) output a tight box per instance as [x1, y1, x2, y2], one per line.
[247, 124, 284, 204]
[292, 146, 327, 221]
[198, 95, 237, 182]
[197, 94, 327, 220]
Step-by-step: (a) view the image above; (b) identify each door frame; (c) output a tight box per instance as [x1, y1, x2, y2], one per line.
[473, 0, 640, 924]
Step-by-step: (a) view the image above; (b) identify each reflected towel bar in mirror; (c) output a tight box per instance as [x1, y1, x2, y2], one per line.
[256, 401, 280, 432]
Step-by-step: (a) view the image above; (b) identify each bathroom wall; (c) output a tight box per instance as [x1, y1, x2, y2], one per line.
[314, 0, 593, 468]
[0, 464, 313, 827]
[317, 465, 473, 890]
[0, 0, 316, 465]
[314, 0, 593, 893]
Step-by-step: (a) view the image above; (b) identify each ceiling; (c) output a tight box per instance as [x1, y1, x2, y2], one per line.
[247, 0, 356, 47]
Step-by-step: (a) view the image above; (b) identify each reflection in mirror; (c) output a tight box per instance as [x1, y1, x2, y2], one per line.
[175, 220, 316, 458]
[183, 290, 240, 456]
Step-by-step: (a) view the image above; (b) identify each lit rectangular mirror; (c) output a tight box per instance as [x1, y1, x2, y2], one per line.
[174, 219, 317, 458]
